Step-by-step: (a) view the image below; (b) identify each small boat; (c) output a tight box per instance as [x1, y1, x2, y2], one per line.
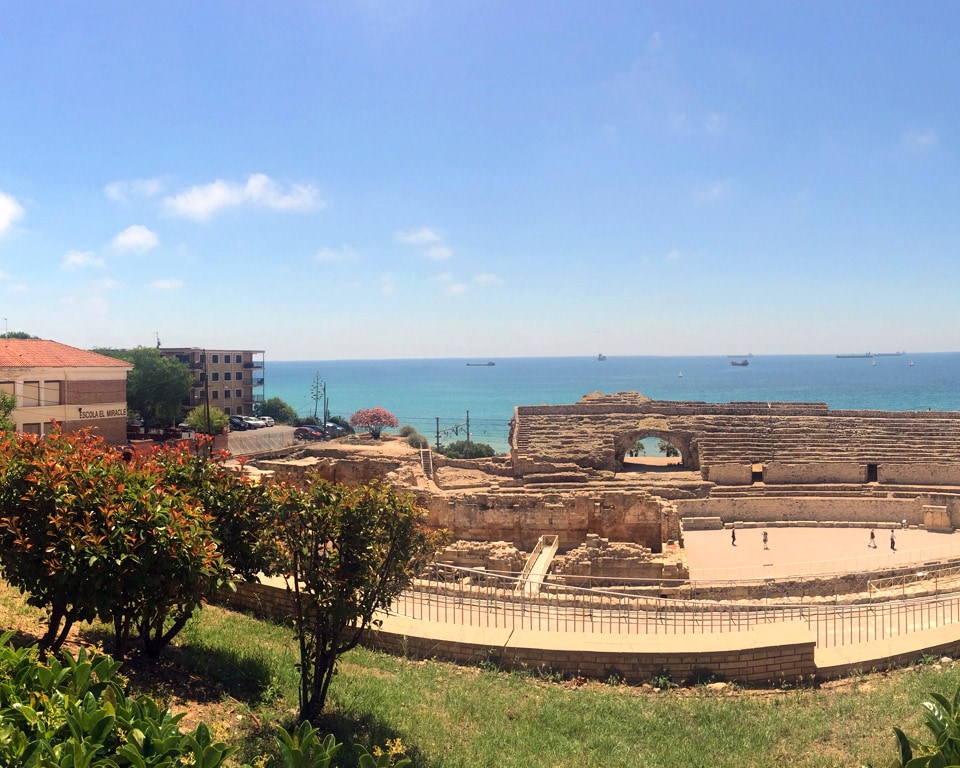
[677, 371, 684, 378]
[597, 353, 607, 361]
[730, 359, 749, 367]
[908, 360, 915, 367]
[466, 361, 495, 367]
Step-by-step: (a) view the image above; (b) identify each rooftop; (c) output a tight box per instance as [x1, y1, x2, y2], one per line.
[0, 340, 133, 370]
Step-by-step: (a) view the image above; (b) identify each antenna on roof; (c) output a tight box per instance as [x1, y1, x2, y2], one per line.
[155, 331, 161, 349]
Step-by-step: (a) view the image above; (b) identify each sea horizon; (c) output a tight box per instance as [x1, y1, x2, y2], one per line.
[261, 353, 960, 454]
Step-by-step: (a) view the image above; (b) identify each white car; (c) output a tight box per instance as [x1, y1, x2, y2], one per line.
[242, 416, 266, 429]
[260, 415, 275, 427]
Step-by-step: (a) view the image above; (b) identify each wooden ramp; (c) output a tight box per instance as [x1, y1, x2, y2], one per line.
[515, 535, 559, 596]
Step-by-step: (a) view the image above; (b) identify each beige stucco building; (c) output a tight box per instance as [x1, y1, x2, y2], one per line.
[0, 339, 133, 444]
[159, 347, 265, 417]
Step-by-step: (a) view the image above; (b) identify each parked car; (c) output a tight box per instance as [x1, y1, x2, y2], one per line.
[294, 425, 325, 441]
[259, 415, 275, 427]
[243, 416, 267, 429]
[229, 415, 249, 431]
[324, 422, 347, 437]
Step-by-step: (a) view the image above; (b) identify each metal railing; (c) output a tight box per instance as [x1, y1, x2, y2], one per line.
[394, 564, 960, 648]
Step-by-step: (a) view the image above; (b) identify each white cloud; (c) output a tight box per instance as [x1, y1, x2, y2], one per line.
[395, 226, 443, 245]
[396, 226, 454, 260]
[163, 174, 323, 221]
[62, 250, 105, 270]
[0, 192, 25, 237]
[902, 128, 939, 150]
[112, 224, 159, 252]
[150, 278, 183, 291]
[473, 272, 503, 287]
[426, 244, 453, 260]
[432, 271, 467, 295]
[104, 177, 165, 204]
[665, 249, 681, 261]
[314, 246, 358, 263]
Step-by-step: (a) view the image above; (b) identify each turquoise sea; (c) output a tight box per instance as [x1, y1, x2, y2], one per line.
[263, 353, 960, 454]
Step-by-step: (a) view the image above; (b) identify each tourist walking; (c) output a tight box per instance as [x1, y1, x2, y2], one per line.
[731, 527, 736, 546]
[869, 529, 876, 548]
[890, 530, 896, 552]
[762, 530, 768, 550]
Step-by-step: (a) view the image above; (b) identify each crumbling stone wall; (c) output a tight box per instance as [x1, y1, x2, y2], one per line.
[435, 540, 524, 571]
[419, 489, 669, 552]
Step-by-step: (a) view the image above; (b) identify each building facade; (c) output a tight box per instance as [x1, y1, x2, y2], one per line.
[159, 347, 265, 417]
[0, 339, 133, 444]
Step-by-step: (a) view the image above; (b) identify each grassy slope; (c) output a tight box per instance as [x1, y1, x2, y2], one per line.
[0, 581, 953, 767]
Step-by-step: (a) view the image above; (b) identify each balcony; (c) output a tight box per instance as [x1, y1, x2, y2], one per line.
[244, 361, 264, 369]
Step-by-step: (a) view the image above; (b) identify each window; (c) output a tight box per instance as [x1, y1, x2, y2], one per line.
[211, 372, 219, 382]
[235, 389, 242, 398]
[224, 372, 232, 381]
[41, 381, 63, 406]
[211, 354, 219, 364]
[224, 354, 231, 363]
[22, 423, 41, 435]
[0, 381, 13, 396]
[235, 371, 243, 381]
[22, 381, 40, 407]
[224, 389, 231, 399]
[212, 391, 219, 400]
[224, 406, 231, 415]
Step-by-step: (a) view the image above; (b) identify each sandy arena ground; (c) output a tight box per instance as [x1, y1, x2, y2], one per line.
[683, 525, 960, 581]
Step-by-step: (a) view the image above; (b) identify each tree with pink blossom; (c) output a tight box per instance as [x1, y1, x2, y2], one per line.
[349, 406, 399, 439]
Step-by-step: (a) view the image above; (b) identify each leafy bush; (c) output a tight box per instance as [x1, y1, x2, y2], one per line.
[184, 404, 229, 434]
[887, 682, 960, 766]
[439, 440, 495, 459]
[0, 633, 237, 767]
[0, 634, 390, 767]
[0, 429, 234, 658]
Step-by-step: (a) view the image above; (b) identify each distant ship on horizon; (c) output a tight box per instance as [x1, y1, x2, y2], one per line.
[466, 361, 495, 367]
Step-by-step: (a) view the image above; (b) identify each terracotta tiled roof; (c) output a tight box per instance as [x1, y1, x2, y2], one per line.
[0, 340, 133, 369]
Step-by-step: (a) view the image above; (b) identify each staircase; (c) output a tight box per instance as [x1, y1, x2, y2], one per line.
[420, 447, 434, 479]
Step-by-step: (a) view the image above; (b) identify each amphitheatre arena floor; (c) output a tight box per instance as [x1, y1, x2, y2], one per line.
[683, 526, 960, 581]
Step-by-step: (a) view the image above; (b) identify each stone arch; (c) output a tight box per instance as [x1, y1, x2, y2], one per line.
[613, 427, 695, 471]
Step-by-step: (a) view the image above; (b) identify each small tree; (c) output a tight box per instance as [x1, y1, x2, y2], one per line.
[658, 439, 680, 458]
[260, 396, 298, 424]
[0, 391, 15, 432]
[349, 406, 399, 439]
[440, 440, 495, 459]
[271, 479, 443, 721]
[184, 405, 228, 434]
[99, 346, 193, 428]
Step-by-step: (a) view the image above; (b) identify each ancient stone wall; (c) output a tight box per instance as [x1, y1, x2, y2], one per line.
[419, 490, 669, 552]
[881, 463, 960, 485]
[705, 463, 753, 485]
[677, 497, 924, 526]
[763, 462, 865, 484]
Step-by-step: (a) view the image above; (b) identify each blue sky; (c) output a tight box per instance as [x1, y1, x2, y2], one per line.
[1, 1, 958, 360]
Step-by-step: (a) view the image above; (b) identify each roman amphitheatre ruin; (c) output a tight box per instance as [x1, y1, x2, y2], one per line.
[225, 392, 960, 687]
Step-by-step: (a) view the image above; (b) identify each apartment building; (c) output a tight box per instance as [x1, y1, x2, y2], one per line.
[0, 339, 133, 444]
[159, 347, 265, 417]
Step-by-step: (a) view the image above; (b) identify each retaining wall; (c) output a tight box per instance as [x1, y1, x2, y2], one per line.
[216, 580, 816, 686]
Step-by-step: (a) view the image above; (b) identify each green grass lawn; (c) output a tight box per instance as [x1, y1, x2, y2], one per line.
[1, 581, 954, 767]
